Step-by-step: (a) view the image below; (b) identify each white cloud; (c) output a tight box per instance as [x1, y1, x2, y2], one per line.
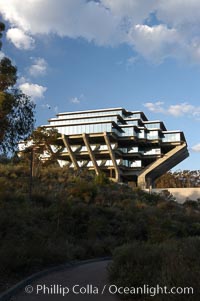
[29, 58, 48, 77]
[2, 1, 200, 62]
[6, 28, 35, 50]
[70, 94, 84, 104]
[19, 82, 47, 100]
[126, 56, 138, 67]
[104, 0, 200, 62]
[102, 0, 157, 23]
[144, 101, 200, 119]
[53, 106, 59, 114]
[167, 103, 195, 117]
[70, 97, 81, 104]
[157, 0, 200, 28]
[41, 103, 51, 110]
[0, 0, 121, 46]
[191, 143, 200, 152]
[144, 101, 165, 113]
[128, 24, 181, 63]
[0, 51, 5, 60]
[17, 76, 27, 85]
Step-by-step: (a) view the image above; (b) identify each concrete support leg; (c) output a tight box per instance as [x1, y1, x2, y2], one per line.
[62, 134, 79, 170]
[138, 142, 189, 189]
[82, 133, 100, 175]
[103, 132, 120, 182]
[138, 177, 147, 189]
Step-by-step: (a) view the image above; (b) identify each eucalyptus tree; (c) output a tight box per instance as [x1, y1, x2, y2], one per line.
[0, 22, 35, 155]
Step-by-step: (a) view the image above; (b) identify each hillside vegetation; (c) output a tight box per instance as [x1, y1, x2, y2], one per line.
[155, 170, 200, 188]
[0, 160, 200, 299]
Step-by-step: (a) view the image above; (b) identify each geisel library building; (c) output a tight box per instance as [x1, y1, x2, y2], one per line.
[37, 107, 189, 188]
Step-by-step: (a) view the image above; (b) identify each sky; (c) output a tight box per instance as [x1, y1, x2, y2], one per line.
[0, 0, 200, 171]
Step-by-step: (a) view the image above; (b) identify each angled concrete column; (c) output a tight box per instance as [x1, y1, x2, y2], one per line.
[44, 143, 61, 163]
[45, 143, 54, 156]
[62, 134, 79, 170]
[138, 142, 189, 189]
[82, 133, 100, 175]
[104, 132, 120, 181]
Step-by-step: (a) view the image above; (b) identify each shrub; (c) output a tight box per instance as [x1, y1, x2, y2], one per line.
[109, 238, 200, 300]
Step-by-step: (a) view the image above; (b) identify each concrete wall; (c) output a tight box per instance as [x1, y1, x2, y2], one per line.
[146, 188, 200, 204]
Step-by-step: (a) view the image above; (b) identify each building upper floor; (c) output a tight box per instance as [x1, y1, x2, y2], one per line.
[44, 107, 187, 144]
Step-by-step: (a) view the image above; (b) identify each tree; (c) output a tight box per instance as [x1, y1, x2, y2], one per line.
[0, 22, 5, 50]
[26, 126, 62, 164]
[19, 126, 62, 173]
[0, 22, 35, 154]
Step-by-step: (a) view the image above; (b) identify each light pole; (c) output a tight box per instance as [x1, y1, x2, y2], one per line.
[29, 147, 34, 201]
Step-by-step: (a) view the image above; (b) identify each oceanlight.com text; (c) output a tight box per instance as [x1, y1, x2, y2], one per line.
[25, 283, 194, 297]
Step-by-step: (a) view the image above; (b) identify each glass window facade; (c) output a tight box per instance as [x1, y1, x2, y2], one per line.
[128, 147, 139, 153]
[143, 148, 161, 155]
[125, 120, 139, 125]
[145, 123, 160, 129]
[50, 116, 119, 125]
[57, 122, 112, 135]
[147, 130, 159, 140]
[130, 160, 142, 167]
[131, 113, 141, 119]
[137, 129, 146, 139]
[58, 110, 123, 119]
[112, 128, 122, 136]
[121, 127, 137, 137]
[162, 132, 181, 142]
[99, 145, 108, 151]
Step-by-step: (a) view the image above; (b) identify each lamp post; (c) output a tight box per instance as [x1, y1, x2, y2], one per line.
[29, 146, 34, 201]
[28, 145, 38, 201]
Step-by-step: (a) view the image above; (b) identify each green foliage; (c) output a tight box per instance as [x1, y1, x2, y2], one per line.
[94, 172, 110, 185]
[0, 57, 17, 90]
[0, 23, 35, 154]
[30, 127, 61, 146]
[1, 90, 35, 153]
[1, 162, 200, 293]
[109, 242, 161, 292]
[156, 170, 200, 188]
[19, 127, 63, 166]
[0, 22, 5, 49]
[109, 238, 200, 300]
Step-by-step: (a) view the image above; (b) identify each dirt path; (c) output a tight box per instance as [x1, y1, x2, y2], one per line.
[11, 260, 120, 301]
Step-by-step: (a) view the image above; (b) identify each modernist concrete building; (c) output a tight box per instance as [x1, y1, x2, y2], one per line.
[26, 107, 189, 188]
